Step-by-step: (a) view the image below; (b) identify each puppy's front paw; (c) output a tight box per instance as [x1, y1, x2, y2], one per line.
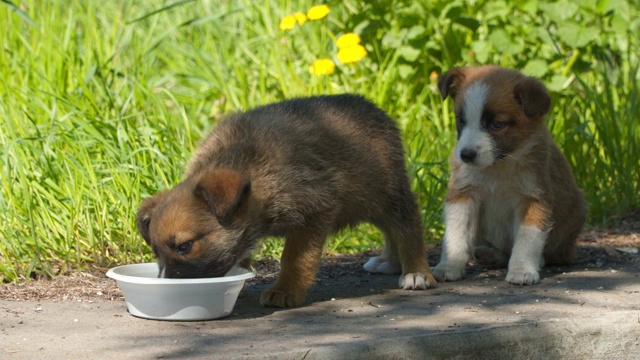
[363, 256, 401, 274]
[506, 268, 540, 285]
[399, 272, 436, 290]
[260, 287, 306, 308]
[432, 263, 465, 282]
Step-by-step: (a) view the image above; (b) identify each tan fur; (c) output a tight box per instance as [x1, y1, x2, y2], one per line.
[434, 66, 588, 285]
[137, 94, 435, 308]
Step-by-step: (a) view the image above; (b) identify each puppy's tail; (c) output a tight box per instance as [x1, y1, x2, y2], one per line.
[544, 244, 577, 265]
[543, 226, 582, 265]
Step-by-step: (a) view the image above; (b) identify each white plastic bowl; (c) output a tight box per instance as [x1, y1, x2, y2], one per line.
[106, 263, 255, 321]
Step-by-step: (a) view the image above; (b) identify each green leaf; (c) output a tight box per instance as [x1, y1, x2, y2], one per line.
[444, 5, 463, 20]
[555, 21, 600, 48]
[577, 0, 598, 12]
[595, 0, 609, 14]
[547, 74, 571, 92]
[540, 0, 579, 23]
[517, 0, 539, 14]
[453, 17, 480, 31]
[523, 59, 548, 77]
[353, 20, 371, 35]
[381, 28, 407, 49]
[439, 3, 462, 20]
[488, 28, 522, 55]
[610, 14, 629, 33]
[406, 25, 426, 40]
[531, 27, 555, 48]
[398, 64, 415, 79]
[397, 46, 421, 62]
[471, 40, 492, 63]
[484, 1, 510, 20]
[606, 0, 631, 21]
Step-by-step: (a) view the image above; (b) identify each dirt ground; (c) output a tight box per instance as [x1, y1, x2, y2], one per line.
[1, 211, 638, 303]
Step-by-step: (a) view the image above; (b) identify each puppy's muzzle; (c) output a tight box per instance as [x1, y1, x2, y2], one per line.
[460, 148, 477, 164]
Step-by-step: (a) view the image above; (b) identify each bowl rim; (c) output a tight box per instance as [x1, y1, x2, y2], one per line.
[106, 262, 255, 285]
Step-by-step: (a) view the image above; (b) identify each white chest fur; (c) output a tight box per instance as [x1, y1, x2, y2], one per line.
[458, 161, 539, 253]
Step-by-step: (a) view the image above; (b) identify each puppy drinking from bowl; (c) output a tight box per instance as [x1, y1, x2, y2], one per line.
[137, 94, 436, 307]
[433, 66, 588, 285]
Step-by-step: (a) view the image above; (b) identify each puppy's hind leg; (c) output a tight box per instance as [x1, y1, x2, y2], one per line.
[389, 224, 436, 290]
[366, 207, 436, 290]
[363, 237, 402, 275]
[362, 187, 414, 276]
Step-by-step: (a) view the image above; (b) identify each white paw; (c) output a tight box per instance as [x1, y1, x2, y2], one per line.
[506, 268, 540, 285]
[432, 263, 465, 282]
[399, 273, 435, 290]
[363, 256, 401, 274]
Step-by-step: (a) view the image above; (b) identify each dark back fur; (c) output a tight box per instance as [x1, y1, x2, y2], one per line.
[137, 94, 422, 279]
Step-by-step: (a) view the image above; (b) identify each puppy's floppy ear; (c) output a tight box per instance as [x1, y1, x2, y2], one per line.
[514, 76, 551, 119]
[438, 67, 466, 99]
[194, 169, 251, 225]
[137, 192, 168, 245]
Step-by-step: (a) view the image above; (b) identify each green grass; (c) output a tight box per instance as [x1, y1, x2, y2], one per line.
[1, 0, 638, 282]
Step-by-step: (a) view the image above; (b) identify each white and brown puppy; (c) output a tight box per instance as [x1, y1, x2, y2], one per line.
[433, 66, 588, 285]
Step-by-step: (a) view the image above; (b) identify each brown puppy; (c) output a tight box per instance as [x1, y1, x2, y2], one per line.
[433, 66, 588, 285]
[137, 94, 436, 307]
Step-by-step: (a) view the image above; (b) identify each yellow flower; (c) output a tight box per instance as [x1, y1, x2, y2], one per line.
[293, 12, 307, 25]
[337, 44, 367, 64]
[307, 4, 330, 20]
[429, 71, 438, 84]
[309, 58, 335, 75]
[279, 15, 296, 31]
[336, 33, 361, 49]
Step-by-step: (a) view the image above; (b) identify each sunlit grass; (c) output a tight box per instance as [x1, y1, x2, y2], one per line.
[1, 0, 638, 282]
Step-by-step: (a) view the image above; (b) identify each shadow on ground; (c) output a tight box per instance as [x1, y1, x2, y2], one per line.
[1, 224, 639, 359]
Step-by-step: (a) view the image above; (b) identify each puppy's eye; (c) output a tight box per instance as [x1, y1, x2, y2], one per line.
[455, 113, 466, 127]
[489, 121, 506, 131]
[175, 240, 194, 255]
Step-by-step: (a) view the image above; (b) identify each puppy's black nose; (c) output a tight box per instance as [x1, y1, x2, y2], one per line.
[460, 149, 477, 163]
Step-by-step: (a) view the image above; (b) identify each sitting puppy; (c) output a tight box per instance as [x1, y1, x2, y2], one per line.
[137, 94, 436, 307]
[433, 66, 588, 285]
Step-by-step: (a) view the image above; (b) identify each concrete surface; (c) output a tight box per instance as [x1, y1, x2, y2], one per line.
[2, 262, 639, 359]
